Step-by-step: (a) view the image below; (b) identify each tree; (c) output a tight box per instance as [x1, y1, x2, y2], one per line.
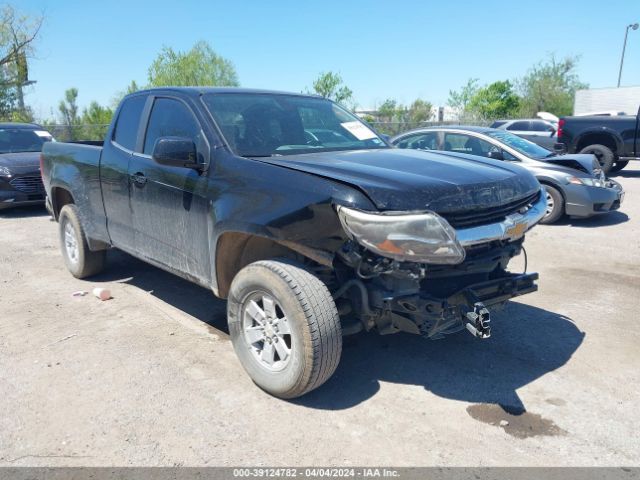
[466, 80, 520, 119]
[447, 78, 479, 112]
[81, 101, 113, 140]
[58, 88, 80, 140]
[0, 5, 43, 117]
[407, 98, 433, 123]
[111, 79, 141, 108]
[147, 41, 239, 87]
[309, 71, 353, 107]
[0, 68, 16, 119]
[517, 55, 587, 117]
[0, 5, 42, 69]
[377, 98, 399, 121]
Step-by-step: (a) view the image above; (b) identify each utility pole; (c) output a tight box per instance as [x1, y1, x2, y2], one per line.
[618, 22, 639, 87]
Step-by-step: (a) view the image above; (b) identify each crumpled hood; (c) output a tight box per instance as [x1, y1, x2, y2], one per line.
[257, 149, 540, 212]
[0, 151, 41, 175]
[541, 154, 598, 175]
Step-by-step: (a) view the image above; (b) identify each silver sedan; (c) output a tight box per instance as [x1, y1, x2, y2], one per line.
[390, 126, 624, 224]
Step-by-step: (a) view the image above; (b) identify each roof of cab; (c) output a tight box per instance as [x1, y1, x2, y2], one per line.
[127, 86, 321, 98]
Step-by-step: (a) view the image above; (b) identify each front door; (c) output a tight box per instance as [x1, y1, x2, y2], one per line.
[128, 96, 211, 284]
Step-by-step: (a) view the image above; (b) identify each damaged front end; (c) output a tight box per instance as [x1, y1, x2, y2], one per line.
[332, 188, 546, 340]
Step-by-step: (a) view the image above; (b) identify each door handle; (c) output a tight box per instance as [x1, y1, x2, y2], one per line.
[131, 172, 147, 187]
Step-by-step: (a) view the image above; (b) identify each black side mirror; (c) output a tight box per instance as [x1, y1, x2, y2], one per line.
[152, 136, 199, 169]
[487, 150, 504, 160]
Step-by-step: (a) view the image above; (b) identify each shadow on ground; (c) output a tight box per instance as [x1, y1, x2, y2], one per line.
[0, 205, 49, 219]
[296, 302, 583, 411]
[93, 249, 228, 334]
[93, 250, 584, 413]
[554, 210, 629, 228]
[614, 169, 640, 178]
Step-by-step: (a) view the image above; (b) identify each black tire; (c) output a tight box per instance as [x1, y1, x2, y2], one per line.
[579, 144, 615, 174]
[539, 185, 564, 225]
[58, 204, 106, 278]
[610, 161, 629, 173]
[227, 259, 342, 399]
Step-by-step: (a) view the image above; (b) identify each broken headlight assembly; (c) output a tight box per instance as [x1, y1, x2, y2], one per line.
[336, 205, 466, 265]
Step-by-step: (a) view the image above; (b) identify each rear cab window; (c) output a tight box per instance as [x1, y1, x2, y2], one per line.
[112, 95, 147, 151]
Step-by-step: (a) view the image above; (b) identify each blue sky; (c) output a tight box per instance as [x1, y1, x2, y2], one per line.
[17, 0, 640, 120]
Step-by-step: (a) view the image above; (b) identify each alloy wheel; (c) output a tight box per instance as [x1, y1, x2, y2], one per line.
[242, 292, 292, 372]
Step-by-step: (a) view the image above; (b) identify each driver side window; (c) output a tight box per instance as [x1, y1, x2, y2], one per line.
[143, 98, 202, 156]
[443, 133, 496, 158]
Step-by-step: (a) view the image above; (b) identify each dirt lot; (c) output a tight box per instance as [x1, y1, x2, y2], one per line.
[1, 166, 639, 467]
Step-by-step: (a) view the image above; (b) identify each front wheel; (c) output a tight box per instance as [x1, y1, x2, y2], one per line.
[227, 259, 342, 399]
[539, 185, 564, 224]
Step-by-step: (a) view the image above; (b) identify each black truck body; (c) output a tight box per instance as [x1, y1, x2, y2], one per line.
[556, 109, 640, 173]
[42, 88, 547, 398]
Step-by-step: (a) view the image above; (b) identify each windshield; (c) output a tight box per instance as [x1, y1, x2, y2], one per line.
[202, 93, 387, 157]
[486, 130, 552, 159]
[0, 128, 54, 154]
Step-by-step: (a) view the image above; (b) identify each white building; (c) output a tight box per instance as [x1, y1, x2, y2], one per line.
[574, 86, 640, 116]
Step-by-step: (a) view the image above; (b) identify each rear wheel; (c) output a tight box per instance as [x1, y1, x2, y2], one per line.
[227, 259, 342, 399]
[539, 185, 564, 224]
[610, 161, 629, 173]
[579, 144, 615, 174]
[59, 204, 106, 278]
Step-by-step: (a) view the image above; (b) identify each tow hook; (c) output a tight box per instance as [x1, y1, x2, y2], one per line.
[465, 302, 491, 339]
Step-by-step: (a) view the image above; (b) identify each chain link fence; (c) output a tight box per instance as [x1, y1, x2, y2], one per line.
[367, 114, 507, 136]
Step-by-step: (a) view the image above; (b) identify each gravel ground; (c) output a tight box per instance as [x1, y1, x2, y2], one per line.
[1, 165, 639, 467]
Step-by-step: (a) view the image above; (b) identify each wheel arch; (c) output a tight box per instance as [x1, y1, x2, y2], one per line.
[50, 186, 75, 220]
[537, 178, 565, 198]
[214, 231, 334, 299]
[575, 130, 622, 154]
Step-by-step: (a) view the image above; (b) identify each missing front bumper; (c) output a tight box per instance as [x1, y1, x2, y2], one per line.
[384, 272, 539, 339]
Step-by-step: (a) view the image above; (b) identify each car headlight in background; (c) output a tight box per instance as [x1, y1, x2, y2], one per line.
[0, 166, 12, 178]
[336, 206, 466, 265]
[565, 175, 605, 188]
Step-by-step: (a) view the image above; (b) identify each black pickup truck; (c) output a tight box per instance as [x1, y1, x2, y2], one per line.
[556, 108, 640, 173]
[42, 88, 546, 398]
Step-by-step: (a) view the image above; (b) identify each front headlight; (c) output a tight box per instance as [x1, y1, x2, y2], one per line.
[337, 206, 466, 265]
[565, 175, 605, 188]
[0, 166, 12, 178]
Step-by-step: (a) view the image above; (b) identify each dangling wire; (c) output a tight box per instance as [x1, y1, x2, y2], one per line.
[522, 245, 528, 273]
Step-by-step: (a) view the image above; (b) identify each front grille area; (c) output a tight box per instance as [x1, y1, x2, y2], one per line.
[442, 190, 541, 229]
[9, 175, 45, 194]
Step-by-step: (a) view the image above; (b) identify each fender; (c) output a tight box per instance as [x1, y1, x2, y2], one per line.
[203, 153, 375, 297]
[573, 127, 624, 153]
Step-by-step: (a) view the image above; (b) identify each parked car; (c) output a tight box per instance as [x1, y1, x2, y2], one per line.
[490, 118, 557, 149]
[0, 123, 54, 211]
[42, 87, 547, 398]
[556, 107, 640, 173]
[391, 126, 624, 224]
